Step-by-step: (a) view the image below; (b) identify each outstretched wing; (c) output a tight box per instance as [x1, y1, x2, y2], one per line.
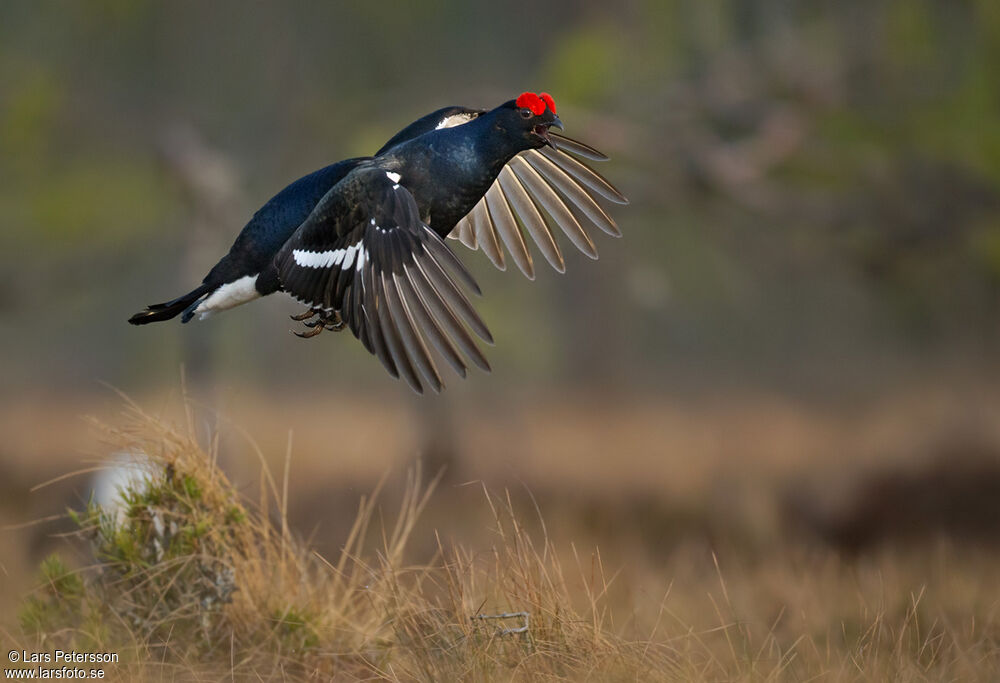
[275, 167, 493, 394]
[449, 132, 629, 279]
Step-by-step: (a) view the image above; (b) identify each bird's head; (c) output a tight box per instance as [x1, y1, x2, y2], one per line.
[492, 92, 563, 150]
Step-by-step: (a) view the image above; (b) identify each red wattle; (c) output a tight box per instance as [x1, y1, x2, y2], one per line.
[515, 92, 546, 116]
[539, 92, 556, 114]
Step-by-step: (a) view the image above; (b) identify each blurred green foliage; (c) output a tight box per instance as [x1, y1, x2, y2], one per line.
[542, 24, 624, 105]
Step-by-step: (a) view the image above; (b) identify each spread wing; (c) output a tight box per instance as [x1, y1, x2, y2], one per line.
[275, 167, 492, 394]
[449, 132, 629, 279]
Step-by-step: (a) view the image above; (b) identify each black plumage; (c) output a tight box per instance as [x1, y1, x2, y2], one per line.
[129, 93, 628, 393]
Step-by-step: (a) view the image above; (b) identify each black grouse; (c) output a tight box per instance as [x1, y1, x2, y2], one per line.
[129, 92, 628, 393]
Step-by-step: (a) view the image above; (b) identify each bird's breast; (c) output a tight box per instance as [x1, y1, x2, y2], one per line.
[402, 151, 499, 236]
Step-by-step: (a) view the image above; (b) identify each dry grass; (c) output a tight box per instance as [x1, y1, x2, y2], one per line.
[4, 396, 1000, 681]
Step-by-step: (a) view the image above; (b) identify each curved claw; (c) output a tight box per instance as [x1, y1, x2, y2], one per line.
[293, 325, 324, 339]
[290, 308, 317, 322]
[291, 309, 344, 338]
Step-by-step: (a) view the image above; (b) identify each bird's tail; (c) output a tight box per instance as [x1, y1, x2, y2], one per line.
[128, 283, 212, 325]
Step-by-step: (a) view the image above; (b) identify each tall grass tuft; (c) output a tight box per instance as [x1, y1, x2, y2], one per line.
[12, 398, 677, 680]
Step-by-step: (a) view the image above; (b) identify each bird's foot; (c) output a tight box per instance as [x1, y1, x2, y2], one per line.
[319, 310, 345, 331]
[292, 309, 344, 338]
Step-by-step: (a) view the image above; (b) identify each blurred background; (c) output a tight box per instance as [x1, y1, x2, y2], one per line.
[3, 0, 1000, 647]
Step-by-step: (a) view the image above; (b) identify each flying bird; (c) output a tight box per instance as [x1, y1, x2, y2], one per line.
[129, 92, 627, 393]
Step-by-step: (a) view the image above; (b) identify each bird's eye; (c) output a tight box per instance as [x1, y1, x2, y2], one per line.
[519, 108, 533, 119]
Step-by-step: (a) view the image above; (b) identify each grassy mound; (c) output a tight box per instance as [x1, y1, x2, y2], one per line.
[14, 400, 675, 680]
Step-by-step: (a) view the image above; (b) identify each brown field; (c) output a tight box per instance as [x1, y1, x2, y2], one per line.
[2, 383, 1000, 680]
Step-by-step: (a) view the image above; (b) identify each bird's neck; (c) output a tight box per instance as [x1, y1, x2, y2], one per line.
[463, 114, 528, 172]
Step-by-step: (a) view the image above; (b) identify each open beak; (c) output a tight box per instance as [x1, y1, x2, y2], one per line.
[533, 115, 563, 148]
